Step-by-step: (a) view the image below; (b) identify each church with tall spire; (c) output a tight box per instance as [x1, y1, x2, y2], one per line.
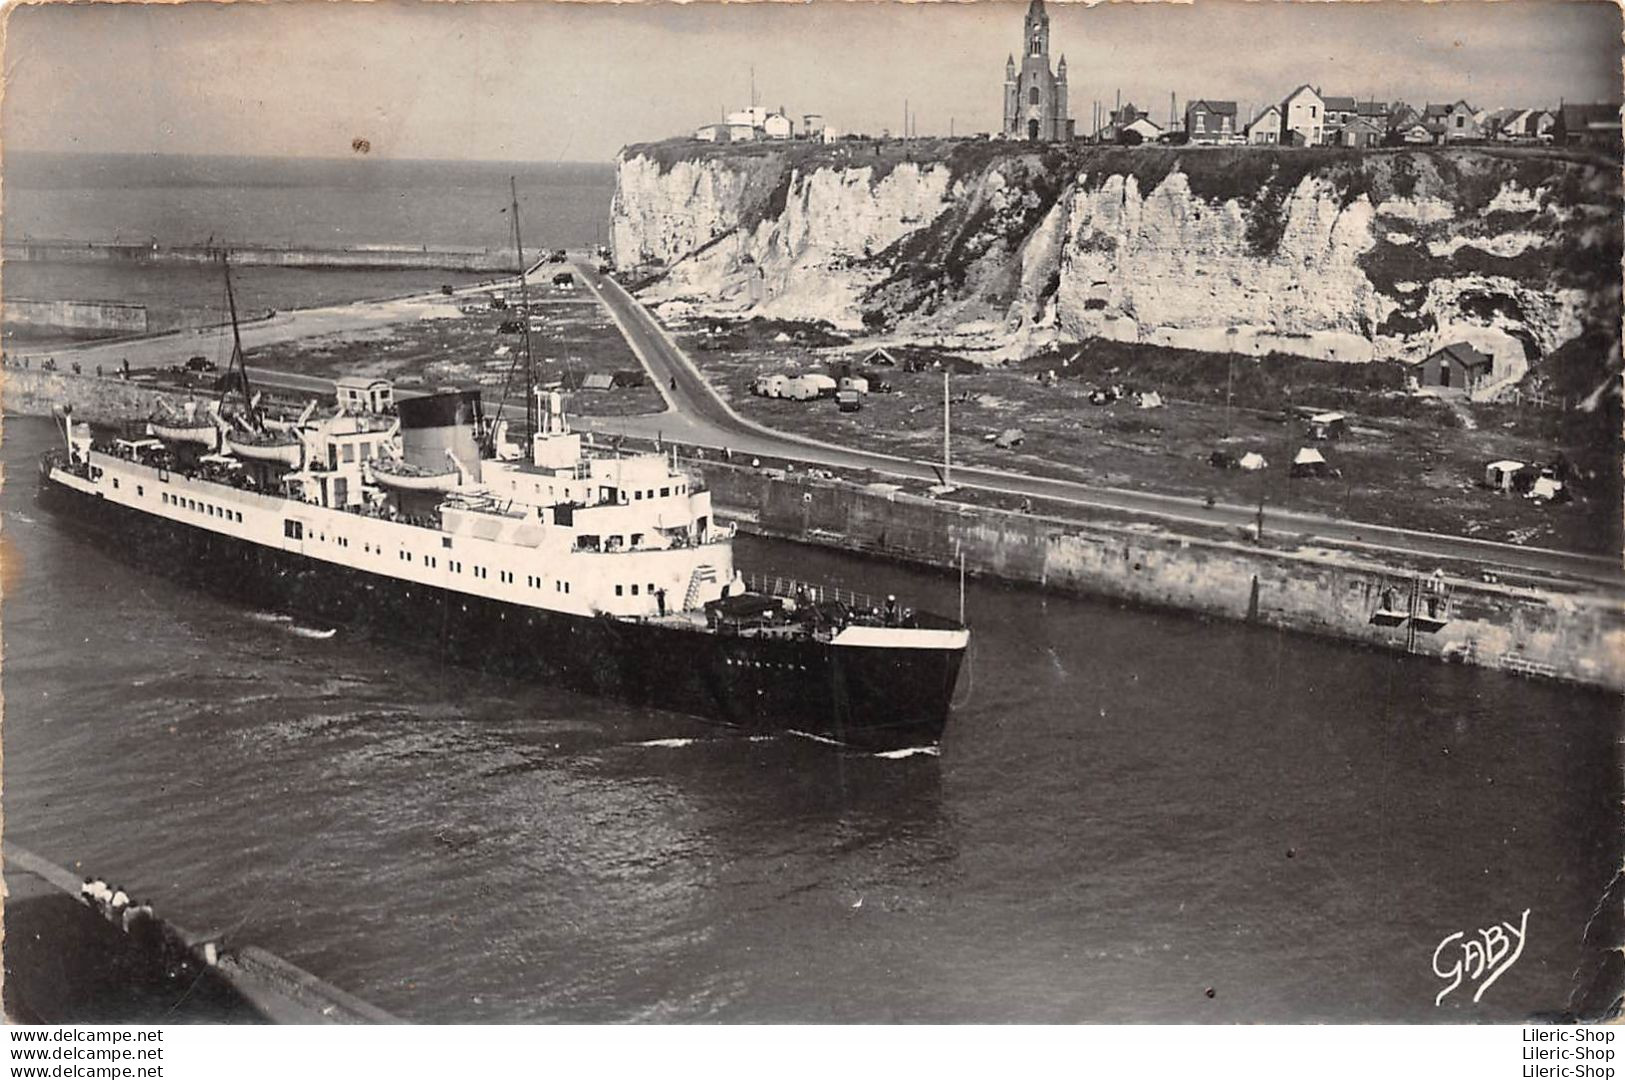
[1002, 0, 1073, 141]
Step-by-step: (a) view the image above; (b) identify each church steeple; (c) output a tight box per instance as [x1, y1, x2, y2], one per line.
[1003, 0, 1071, 142]
[1025, 0, 1050, 58]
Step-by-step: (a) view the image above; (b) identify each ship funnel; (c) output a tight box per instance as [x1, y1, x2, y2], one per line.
[397, 390, 484, 485]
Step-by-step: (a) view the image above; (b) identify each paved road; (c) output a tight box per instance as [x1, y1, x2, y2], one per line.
[569, 259, 1624, 589]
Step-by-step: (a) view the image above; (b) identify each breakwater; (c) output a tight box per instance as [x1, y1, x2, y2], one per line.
[5, 238, 516, 273]
[6, 298, 149, 337]
[3, 844, 398, 1024]
[697, 461, 1625, 692]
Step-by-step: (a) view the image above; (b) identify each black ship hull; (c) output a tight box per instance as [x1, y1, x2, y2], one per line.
[38, 465, 964, 750]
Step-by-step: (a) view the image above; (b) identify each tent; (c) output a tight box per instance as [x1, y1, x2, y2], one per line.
[1291, 447, 1330, 477]
[1238, 452, 1268, 471]
[1528, 476, 1566, 501]
[1137, 391, 1164, 410]
[863, 347, 898, 367]
[782, 376, 822, 401]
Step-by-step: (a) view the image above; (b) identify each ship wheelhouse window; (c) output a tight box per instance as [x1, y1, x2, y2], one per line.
[631, 584, 639, 596]
[660, 487, 669, 497]
[615, 585, 623, 597]
[284, 520, 304, 540]
[442, 537, 452, 548]
[634, 491, 642, 501]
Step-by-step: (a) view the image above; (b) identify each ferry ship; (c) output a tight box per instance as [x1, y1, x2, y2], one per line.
[36, 240, 968, 748]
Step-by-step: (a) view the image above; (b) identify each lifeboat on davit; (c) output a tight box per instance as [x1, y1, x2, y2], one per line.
[370, 457, 460, 493]
[225, 428, 304, 467]
[148, 417, 221, 451]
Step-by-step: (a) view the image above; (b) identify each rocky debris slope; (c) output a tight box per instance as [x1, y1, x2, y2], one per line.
[612, 140, 1621, 388]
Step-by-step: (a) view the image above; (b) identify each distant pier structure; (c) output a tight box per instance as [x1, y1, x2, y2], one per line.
[1002, 0, 1074, 141]
[3, 237, 515, 273]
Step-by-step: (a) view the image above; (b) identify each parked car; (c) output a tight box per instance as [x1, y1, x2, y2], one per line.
[184, 355, 217, 373]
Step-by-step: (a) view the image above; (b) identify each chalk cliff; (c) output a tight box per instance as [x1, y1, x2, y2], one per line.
[611, 140, 1621, 386]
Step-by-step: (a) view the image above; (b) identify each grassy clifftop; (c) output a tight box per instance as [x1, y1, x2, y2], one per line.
[621, 135, 1615, 197]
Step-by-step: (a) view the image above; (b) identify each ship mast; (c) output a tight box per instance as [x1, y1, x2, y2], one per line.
[511, 176, 539, 440]
[218, 253, 259, 430]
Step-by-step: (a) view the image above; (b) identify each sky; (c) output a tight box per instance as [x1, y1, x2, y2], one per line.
[4, 0, 1620, 163]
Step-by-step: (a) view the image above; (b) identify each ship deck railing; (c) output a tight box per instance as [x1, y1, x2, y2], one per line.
[743, 571, 889, 616]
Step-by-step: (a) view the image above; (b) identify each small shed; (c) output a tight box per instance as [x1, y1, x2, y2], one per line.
[1307, 411, 1347, 441]
[1421, 342, 1495, 393]
[1484, 459, 1525, 492]
[334, 376, 394, 415]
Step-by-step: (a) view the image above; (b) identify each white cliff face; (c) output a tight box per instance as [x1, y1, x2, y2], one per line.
[619, 157, 956, 330]
[612, 146, 1616, 372]
[1055, 170, 1383, 363]
[611, 154, 784, 270]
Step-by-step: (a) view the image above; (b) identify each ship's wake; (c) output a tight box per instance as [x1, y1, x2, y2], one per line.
[872, 745, 940, 760]
[247, 611, 336, 639]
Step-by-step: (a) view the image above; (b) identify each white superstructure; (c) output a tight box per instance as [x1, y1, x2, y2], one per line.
[50, 389, 738, 622]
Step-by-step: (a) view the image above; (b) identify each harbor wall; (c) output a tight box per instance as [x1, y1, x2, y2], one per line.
[699, 463, 1625, 693]
[6, 298, 149, 336]
[4, 240, 515, 273]
[3, 365, 199, 421]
